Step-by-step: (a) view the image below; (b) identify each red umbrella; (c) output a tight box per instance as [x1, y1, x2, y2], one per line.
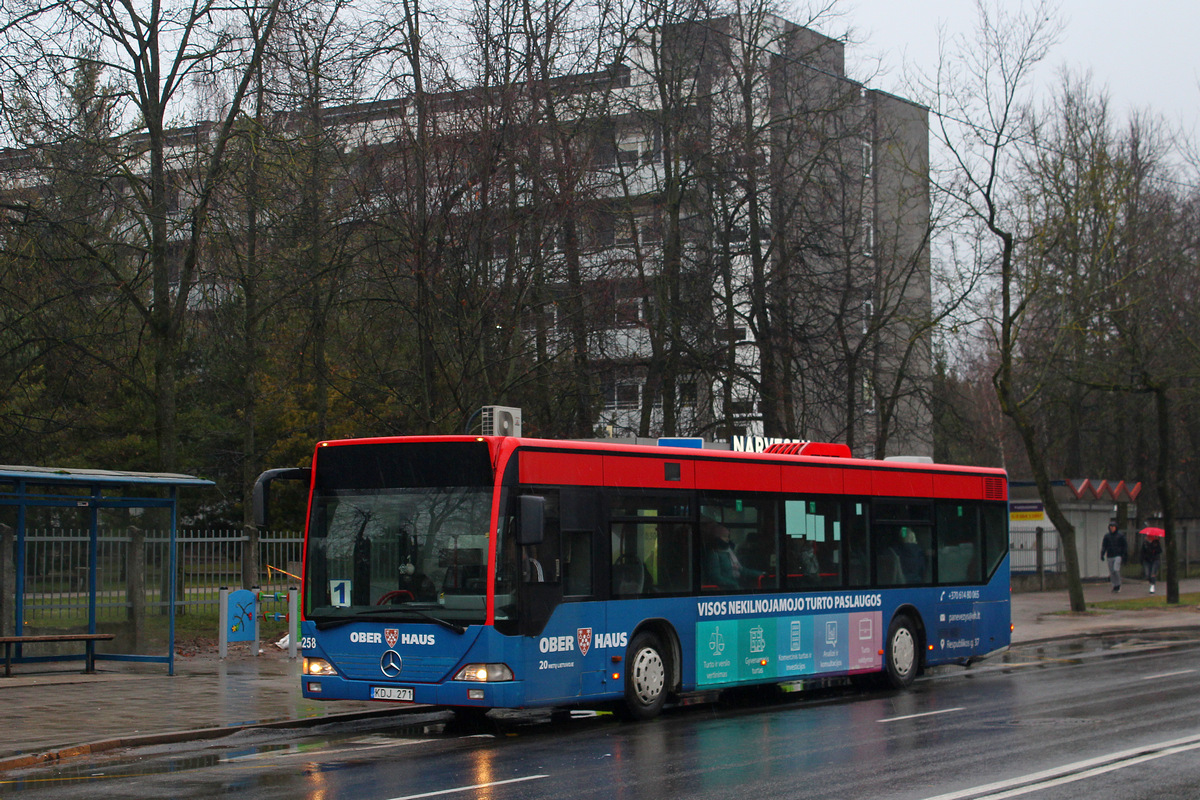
[1140, 526, 1165, 538]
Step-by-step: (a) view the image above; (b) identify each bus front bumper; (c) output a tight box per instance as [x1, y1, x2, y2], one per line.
[302, 676, 528, 708]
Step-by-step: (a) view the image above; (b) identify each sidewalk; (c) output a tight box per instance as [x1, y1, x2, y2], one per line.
[3, 578, 1199, 771]
[1010, 576, 1200, 644]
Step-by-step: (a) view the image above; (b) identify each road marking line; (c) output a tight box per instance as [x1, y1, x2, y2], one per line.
[385, 775, 549, 800]
[920, 733, 1200, 800]
[966, 740, 1200, 799]
[878, 707, 964, 723]
[1140, 669, 1196, 680]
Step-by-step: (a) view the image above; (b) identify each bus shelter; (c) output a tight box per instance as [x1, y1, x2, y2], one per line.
[1009, 478, 1141, 581]
[0, 465, 214, 675]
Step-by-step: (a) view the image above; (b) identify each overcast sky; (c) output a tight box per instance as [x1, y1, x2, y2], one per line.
[838, 0, 1200, 138]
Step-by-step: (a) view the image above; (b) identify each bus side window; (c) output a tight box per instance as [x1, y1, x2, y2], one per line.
[980, 504, 1009, 581]
[609, 492, 693, 596]
[935, 503, 981, 584]
[783, 498, 841, 590]
[699, 496, 774, 592]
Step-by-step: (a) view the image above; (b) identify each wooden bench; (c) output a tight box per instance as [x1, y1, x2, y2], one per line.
[0, 633, 116, 677]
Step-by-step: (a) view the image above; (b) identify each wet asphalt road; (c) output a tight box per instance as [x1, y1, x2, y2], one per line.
[5, 633, 1200, 800]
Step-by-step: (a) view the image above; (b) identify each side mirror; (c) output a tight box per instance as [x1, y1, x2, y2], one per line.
[252, 467, 311, 529]
[518, 495, 545, 546]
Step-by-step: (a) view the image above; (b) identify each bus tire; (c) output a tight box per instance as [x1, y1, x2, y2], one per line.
[622, 631, 669, 720]
[450, 706, 490, 727]
[883, 614, 920, 689]
[452, 705, 489, 718]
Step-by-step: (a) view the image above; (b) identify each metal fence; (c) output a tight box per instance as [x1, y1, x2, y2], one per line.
[13, 528, 302, 628]
[177, 529, 303, 617]
[1009, 528, 1064, 573]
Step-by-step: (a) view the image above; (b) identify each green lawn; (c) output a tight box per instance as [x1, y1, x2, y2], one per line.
[1089, 592, 1200, 611]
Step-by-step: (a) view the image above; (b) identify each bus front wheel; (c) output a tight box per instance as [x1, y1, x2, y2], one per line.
[621, 632, 668, 720]
[883, 614, 920, 689]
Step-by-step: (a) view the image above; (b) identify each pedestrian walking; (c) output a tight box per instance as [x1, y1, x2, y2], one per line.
[1141, 534, 1163, 594]
[1100, 521, 1128, 592]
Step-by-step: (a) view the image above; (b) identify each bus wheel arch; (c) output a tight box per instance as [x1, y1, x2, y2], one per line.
[619, 620, 679, 720]
[883, 607, 925, 689]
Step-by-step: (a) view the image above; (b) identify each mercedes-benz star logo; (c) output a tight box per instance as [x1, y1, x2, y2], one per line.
[380, 649, 403, 678]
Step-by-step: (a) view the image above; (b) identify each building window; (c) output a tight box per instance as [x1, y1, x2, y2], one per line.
[718, 326, 747, 342]
[861, 139, 875, 257]
[729, 400, 755, 416]
[678, 380, 697, 406]
[615, 216, 637, 244]
[522, 303, 557, 334]
[639, 214, 662, 242]
[862, 207, 874, 257]
[614, 297, 641, 326]
[605, 383, 640, 410]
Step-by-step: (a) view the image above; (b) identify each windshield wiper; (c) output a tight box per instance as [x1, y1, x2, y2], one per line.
[312, 606, 467, 634]
[395, 607, 468, 635]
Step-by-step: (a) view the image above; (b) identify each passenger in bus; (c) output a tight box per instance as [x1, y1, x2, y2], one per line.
[793, 538, 820, 575]
[895, 527, 927, 584]
[702, 519, 761, 589]
[781, 537, 823, 589]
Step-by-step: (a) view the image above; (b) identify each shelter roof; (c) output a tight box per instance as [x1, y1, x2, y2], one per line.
[0, 465, 213, 488]
[1010, 478, 1142, 504]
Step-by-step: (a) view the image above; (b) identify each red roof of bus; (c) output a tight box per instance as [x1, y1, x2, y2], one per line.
[312, 435, 1007, 501]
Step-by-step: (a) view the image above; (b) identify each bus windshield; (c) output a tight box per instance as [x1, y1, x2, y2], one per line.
[303, 441, 494, 628]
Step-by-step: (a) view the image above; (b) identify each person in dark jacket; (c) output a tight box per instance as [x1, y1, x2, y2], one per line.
[1141, 534, 1163, 595]
[1100, 521, 1128, 592]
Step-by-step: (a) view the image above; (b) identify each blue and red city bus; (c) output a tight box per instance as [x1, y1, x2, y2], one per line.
[254, 435, 1010, 719]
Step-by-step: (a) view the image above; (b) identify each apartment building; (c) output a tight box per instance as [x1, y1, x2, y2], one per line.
[1, 12, 932, 459]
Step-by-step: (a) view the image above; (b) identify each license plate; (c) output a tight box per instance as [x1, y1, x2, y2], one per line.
[371, 686, 414, 702]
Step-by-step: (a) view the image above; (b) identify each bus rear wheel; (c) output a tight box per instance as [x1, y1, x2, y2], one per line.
[883, 614, 919, 689]
[621, 632, 668, 720]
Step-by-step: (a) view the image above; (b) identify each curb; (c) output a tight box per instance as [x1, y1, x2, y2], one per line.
[0, 703, 435, 773]
[1010, 624, 1200, 649]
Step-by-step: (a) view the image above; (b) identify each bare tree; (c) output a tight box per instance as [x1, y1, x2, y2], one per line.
[0, 0, 284, 471]
[0, 58, 139, 461]
[199, 0, 371, 530]
[1022, 87, 1198, 603]
[925, 0, 1085, 608]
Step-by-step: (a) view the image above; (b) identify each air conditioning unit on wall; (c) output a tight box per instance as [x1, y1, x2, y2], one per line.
[481, 406, 522, 437]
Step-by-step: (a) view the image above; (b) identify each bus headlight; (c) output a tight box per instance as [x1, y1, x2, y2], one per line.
[453, 663, 514, 682]
[303, 657, 337, 676]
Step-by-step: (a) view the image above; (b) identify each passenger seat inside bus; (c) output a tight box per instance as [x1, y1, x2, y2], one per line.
[613, 553, 650, 595]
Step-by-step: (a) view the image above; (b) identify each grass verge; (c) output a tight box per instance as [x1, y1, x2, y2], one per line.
[1089, 591, 1200, 611]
